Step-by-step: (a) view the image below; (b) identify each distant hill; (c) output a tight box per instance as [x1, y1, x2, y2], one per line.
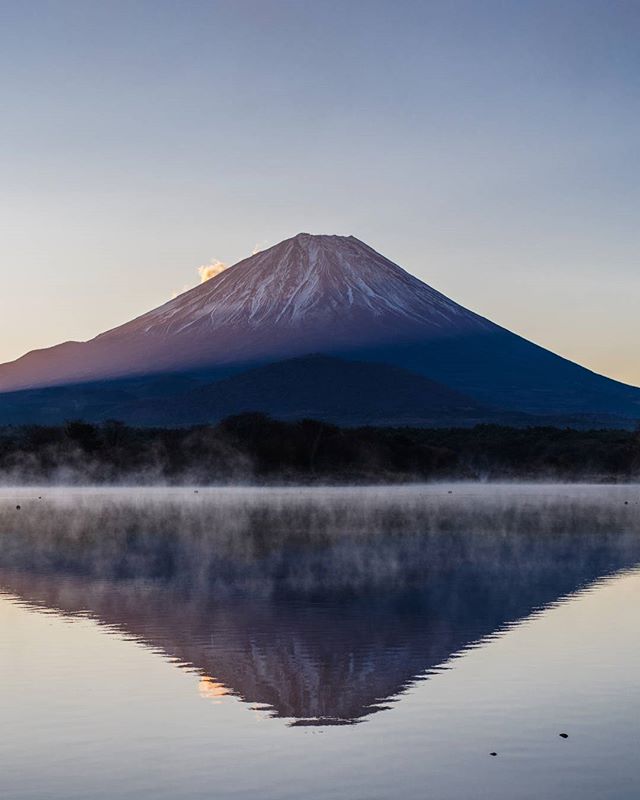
[0, 356, 503, 427]
[118, 355, 495, 426]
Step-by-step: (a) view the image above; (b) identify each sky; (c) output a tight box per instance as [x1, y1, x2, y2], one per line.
[0, 0, 638, 384]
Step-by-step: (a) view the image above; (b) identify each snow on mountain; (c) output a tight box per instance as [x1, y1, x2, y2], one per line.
[129, 233, 488, 335]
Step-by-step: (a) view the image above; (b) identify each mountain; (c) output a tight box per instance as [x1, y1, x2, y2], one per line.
[0, 233, 490, 392]
[0, 232, 638, 425]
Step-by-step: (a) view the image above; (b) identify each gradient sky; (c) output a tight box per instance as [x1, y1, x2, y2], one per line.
[1, 0, 638, 384]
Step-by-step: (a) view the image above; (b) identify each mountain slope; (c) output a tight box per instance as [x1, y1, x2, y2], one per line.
[0, 232, 638, 422]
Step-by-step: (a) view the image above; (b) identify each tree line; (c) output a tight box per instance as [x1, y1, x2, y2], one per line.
[0, 413, 638, 483]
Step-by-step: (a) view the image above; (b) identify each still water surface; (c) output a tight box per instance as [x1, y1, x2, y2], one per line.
[0, 485, 639, 799]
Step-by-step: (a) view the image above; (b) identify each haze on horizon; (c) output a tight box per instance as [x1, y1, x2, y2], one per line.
[1, 1, 639, 385]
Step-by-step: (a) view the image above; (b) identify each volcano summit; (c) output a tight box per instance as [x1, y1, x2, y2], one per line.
[0, 233, 638, 426]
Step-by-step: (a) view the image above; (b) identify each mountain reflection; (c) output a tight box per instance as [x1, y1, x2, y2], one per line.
[2, 487, 640, 725]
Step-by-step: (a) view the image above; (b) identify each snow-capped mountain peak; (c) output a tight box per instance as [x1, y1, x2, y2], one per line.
[0, 233, 639, 425]
[0, 232, 492, 392]
[118, 232, 489, 339]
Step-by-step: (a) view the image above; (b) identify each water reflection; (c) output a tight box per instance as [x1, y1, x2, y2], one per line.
[1, 486, 639, 726]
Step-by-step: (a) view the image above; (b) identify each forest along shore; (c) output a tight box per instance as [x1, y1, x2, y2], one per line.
[0, 414, 638, 484]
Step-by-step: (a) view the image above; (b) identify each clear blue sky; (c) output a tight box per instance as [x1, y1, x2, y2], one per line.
[1, 0, 638, 383]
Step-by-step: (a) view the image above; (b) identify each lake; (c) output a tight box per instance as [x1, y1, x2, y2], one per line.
[1, 485, 639, 799]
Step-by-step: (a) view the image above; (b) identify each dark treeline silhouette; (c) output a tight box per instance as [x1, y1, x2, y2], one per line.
[0, 413, 639, 483]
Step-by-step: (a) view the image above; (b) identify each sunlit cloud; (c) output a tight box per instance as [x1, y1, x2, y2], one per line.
[171, 258, 229, 299]
[170, 246, 264, 300]
[198, 259, 228, 283]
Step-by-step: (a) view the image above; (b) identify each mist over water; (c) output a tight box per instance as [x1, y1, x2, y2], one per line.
[1, 484, 639, 594]
[1, 484, 640, 798]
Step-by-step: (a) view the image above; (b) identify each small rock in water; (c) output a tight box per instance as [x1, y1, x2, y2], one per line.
[559, 733, 569, 739]
[15, 505, 21, 510]
[490, 752, 497, 757]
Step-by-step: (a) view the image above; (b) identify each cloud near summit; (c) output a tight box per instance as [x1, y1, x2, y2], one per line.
[198, 259, 228, 283]
[171, 258, 228, 299]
